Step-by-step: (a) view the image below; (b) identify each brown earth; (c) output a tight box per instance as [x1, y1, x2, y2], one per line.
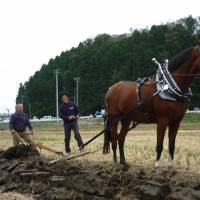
[0, 145, 200, 200]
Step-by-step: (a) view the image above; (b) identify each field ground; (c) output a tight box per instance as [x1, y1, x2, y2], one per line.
[0, 119, 200, 172]
[0, 118, 200, 199]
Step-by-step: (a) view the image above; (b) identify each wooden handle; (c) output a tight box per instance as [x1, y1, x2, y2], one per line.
[13, 132, 24, 144]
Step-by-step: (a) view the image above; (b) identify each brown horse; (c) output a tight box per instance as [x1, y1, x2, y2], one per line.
[103, 37, 200, 172]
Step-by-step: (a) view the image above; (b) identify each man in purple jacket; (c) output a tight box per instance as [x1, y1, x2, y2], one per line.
[59, 92, 84, 154]
[9, 103, 34, 146]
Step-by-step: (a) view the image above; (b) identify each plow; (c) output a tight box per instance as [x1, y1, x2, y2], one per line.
[49, 148, 102, 165]
[13, 131, 102, 163]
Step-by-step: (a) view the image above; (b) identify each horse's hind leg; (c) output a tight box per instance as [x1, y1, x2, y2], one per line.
[110, 124, 118, 163]
[118, 121, 131, 166]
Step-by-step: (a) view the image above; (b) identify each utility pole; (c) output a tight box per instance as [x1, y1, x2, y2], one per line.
[54, 69, 60, 121]
[73, 77, 80, 106]
[29, 103, 31, 119]
[21, 95, 24, 105]
[6, 109, 10, 118]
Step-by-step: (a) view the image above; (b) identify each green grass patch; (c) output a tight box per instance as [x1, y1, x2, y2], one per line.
[183, 113, 200, 122]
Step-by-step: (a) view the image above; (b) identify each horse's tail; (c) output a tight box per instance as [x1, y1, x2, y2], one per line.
[102, 98, 111, 154]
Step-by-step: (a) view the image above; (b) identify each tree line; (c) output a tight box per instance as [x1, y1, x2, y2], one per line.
[16, 16, 200, 117]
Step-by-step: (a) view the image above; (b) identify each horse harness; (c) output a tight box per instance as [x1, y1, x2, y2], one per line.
[155, 61, 192, 101]
[134, 77, 153, 120]
[135, 61, 192, 105]
[135, 77, 150, 105]
[134, 58, 193, 121]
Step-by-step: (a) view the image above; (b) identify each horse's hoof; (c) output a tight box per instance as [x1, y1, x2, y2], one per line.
[120, 161, 129, 171]
[120, 161, 129, 167]
[168, 166, 176, 176]
[112, 162, 121, 171]
[155, 167, 161, 176]
[102, 148, 110, 154]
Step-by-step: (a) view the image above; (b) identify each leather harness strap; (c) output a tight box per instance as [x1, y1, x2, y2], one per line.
[135, 77, 149, 105]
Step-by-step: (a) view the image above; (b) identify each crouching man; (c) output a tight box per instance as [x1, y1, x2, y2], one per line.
[9, 103, 34, 146]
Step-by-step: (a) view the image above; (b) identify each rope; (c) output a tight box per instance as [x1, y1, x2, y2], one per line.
[128, 122, 139, 131]
[148, 73, 200, 78]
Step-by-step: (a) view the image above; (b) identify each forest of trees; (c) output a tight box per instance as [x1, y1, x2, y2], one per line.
[16, 16, 200, 118]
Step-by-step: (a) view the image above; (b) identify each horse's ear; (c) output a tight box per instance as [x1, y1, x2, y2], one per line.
[193, 34, 200, 45]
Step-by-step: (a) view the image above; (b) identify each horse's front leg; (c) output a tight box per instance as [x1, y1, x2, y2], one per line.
[168, 122, 180, 174]
[155, 119, 168, 174]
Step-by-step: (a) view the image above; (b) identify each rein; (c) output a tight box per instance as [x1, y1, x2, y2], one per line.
[166, 73, 200, 77]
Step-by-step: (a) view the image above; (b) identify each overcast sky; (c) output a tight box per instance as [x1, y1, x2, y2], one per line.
[0, 0, 199, 114]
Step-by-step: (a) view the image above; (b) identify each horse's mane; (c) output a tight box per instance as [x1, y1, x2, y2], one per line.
[168, 47, 193, 71]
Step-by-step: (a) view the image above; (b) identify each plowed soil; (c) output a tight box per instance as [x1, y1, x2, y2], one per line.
[0, 145, 200, 200]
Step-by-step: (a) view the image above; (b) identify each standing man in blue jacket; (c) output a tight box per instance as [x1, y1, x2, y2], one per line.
[59, 92, 84, 154]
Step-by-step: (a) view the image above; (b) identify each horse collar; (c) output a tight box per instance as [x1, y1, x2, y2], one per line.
[156, 64, 192, 101]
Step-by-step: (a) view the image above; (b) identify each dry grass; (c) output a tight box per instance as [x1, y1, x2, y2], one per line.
[1, 121, 200, 172]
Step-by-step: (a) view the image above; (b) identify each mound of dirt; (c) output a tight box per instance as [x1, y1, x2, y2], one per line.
[0, 145, 200, 200]
[0, 144, 40, 160]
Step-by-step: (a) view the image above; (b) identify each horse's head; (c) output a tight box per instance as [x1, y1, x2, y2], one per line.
[192, 35, 200, 71]
[167, 36, 200, 92]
